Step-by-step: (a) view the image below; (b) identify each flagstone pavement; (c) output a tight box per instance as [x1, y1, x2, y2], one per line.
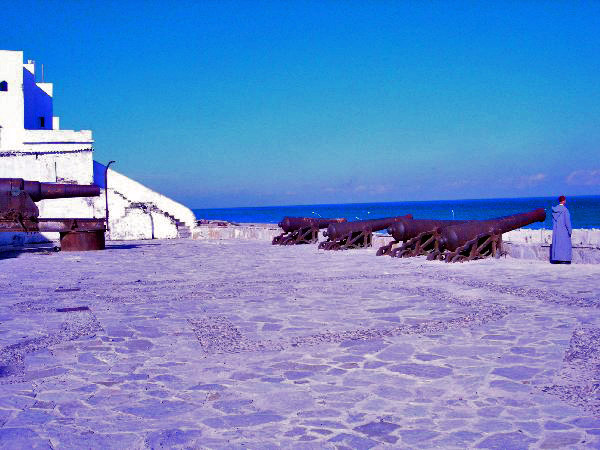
[1, 239, 600, 449]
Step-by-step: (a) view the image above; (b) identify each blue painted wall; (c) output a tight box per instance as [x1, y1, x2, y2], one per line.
[23, 67, 52, 130]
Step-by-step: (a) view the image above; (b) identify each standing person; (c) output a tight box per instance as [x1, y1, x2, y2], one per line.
[551, 195, 572, 264]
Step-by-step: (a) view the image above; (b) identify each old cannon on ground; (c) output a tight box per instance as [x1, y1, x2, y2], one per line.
[318, 215, 413, 250]
[376, 218, 468, 256]
[426, 208, 546, 262]
[0, 178, 106, 251]
[272, 216, 347, 245]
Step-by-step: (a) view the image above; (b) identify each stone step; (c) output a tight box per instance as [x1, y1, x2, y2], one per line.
[111, 189, 193, 240]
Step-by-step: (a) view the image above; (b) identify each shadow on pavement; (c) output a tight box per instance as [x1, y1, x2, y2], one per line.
[1, 241, 161, 256]
[105, 244, 144, 250]
[0, 245, 59, 259]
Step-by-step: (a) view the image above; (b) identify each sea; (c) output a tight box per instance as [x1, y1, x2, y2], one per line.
[193, 195, 600, 230]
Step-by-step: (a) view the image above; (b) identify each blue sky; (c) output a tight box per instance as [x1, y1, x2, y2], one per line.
[3, 1, 600, 208]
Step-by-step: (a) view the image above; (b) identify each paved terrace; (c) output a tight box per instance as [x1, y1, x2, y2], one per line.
[1, 239, 600, 449]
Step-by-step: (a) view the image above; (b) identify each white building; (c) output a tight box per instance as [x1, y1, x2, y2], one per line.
[0, 50, 196, 247]
[0, 50, 93, 184]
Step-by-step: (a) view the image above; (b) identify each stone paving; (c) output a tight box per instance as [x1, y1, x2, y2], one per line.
[1, 239, 600, 449]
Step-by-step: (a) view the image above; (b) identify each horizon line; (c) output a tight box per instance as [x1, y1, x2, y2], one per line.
[191, 193, 600, 211]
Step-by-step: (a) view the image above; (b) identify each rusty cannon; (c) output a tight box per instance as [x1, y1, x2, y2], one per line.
[0, 178, 106, 251]
[272, 216, 347, 245]
[377, 218, 470, 257]
[426, 208, 547, 262]
[318, 214, 413, 250]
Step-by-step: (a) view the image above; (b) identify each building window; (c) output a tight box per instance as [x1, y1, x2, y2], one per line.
[0, 81, 7, 91]
[39, 117, 45, 128]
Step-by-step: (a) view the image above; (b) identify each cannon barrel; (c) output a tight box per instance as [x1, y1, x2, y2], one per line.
[387, 218, 469, 242]
[325, 215, 413, 241]
[0, 178, 100, 202]
[278, 216, 346, 233]
[439, 208, 546, 252]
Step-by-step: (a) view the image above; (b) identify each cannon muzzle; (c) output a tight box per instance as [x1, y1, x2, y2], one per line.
[278, 216, 346, 233]
[273, 216, 347, 245]
[439, 208, 546, 251]
[0, 178, 101, 202]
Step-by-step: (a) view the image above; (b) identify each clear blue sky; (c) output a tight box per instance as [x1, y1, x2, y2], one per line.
[3, 1, 600, 208]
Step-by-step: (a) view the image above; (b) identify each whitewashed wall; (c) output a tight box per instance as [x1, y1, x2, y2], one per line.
[93, 161, 196, 240]
[503, 228, 600, 248]
[0, 149, 93, 184]
[0, 161, 197, 248]
[0, 51, 25, 149]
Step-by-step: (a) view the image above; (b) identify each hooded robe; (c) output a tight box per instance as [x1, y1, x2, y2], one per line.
[551, 204, 572, 262]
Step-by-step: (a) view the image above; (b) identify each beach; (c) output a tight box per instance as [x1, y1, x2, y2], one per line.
[2, 239, 600, 448]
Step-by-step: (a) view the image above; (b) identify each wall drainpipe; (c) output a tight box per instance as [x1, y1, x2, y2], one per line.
[104, 160, 116, 232]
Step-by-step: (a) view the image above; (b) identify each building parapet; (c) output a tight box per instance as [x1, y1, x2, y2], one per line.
[22, 129, 93, 146]
[0, 148, 93, 157]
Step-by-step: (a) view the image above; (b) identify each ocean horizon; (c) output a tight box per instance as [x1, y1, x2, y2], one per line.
[193, 195, 600, 230]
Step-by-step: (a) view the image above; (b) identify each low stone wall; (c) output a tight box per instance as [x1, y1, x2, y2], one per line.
[193, 223, 280, 241]
[503, 242, 600, 264]
[192, 223, 600, 264]
[192, 223, 395, 248]
[502, 228, 600, 264]
[503, 228, 600, 247]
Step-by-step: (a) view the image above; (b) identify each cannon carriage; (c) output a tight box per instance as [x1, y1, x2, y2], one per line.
[318, 215, 412, 250]
[376, 218, 468, 256]
[375, 209, 545, 262]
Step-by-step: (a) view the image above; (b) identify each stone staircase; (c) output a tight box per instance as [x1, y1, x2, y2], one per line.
[112, 190, 193, 239]
[155, 206, 192, 238]
[173, 218, 192, 238]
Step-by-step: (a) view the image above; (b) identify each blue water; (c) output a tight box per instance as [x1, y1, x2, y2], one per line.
[193, 196, 600, 230]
